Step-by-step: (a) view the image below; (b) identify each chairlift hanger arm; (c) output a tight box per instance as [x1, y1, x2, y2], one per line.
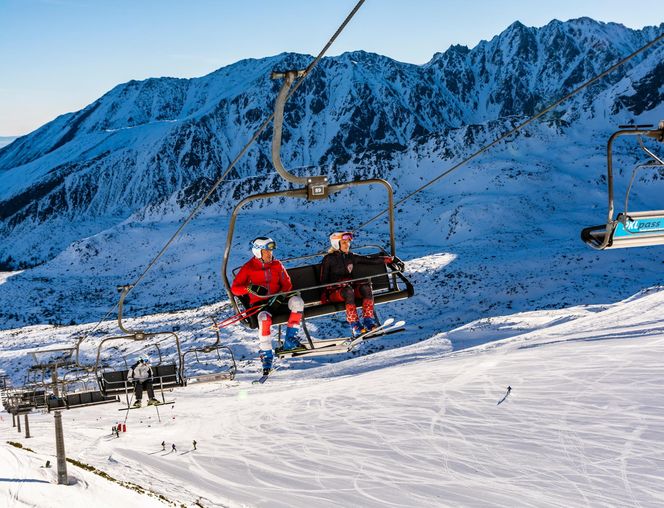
[605, 123, 664, 224]
[271, 70, 309, 186]
[116, 284, 146, 336]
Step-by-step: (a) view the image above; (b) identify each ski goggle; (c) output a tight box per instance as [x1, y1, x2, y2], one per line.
[339, 233, 353, 241]
[251, 240, 277, 251]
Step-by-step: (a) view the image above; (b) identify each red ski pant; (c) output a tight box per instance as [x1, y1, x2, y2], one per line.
[324, 283, 374, 323]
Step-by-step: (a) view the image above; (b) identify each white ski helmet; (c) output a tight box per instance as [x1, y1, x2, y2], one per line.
[251, 237, 276, 259]
[329, 231, 353, 250]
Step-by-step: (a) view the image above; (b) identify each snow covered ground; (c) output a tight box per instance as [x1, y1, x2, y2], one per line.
[2, 286, 663, 507]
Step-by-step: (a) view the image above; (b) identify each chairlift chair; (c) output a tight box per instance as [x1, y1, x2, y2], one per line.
[181, 317, 237, 384]
[220, 69, 414, 347]
[582, 122, 664, 250]
[94, 285, 183, 404]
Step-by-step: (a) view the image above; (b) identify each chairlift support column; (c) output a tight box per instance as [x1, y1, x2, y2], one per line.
[50, 364, 68, 484]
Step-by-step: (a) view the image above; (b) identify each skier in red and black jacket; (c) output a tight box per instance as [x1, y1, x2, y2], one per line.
[320, 231, 393, 337]
[231, 236, 305, 374]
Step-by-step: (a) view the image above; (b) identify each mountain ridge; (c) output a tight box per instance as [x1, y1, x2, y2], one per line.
[0, 18, 662, 330]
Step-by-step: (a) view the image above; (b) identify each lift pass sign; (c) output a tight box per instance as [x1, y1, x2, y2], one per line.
[616, 217, 664, 236]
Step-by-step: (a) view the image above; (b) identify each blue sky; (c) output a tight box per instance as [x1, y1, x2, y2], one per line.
[1, 0, 663, 136]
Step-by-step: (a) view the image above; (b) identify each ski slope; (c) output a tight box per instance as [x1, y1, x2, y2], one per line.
[2, 287, 664, 507]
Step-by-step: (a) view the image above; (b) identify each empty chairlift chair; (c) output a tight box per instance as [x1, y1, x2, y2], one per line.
[582, 122, 664, 250]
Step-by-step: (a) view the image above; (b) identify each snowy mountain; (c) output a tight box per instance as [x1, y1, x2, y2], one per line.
[0, 18, 663, 330]
[1, 19, 662, 266]
[0, 137, 17, 149]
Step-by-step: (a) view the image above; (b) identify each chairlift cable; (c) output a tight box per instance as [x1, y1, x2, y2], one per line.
[355, 29, 664, 233]
[76, 1, 366, 341]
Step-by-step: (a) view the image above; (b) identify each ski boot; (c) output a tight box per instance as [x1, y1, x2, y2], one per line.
[133, 400, 142, 408]
[363, 316, 378, 332]
[147, 399, 160, 406]
[281, 326, 305, 351]
[259, 349, 273, 376]
[349, 321, 364, 338]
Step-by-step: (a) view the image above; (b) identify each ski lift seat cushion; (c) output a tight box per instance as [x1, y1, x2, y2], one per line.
[64, 390, 116, 408]
[99, 370, 130, 395]
[152, 364, 181, 388]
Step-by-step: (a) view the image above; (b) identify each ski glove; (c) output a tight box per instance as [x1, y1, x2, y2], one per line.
[384, 257, 405, 271]
[247, 284, 269, 297]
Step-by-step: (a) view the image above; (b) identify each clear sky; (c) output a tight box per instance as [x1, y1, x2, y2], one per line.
[1, 0, 663, 136]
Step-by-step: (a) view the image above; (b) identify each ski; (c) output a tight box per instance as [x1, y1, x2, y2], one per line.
[118, 401, 174, 411]
[252, 365, 280, 385]
[275, 318, 405, 358]
[343, 319, 405, 350]
[252, 375, 270, 385]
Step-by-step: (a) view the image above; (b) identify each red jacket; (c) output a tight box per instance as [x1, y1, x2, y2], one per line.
[231, 257, 293, 305]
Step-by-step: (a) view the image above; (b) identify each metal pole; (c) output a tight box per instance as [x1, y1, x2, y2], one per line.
[51, 368, 60, 398]
[12, 412, 16, 427]
[24, 414, 30, 438]
[53, 411, 68, 485]
[51, 367, 68, 485]
[16, 413, 21, 433]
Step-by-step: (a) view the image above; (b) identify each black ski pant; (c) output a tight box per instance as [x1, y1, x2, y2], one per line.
[134, 380, 155, 401]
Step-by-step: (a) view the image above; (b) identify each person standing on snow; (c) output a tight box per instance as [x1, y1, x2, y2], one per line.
[231, 236, 305, 375]
[127, 355, 160, 408]
[320, 231, 393, 337]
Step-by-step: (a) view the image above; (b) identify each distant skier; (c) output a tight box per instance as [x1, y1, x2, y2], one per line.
[172, 443, 177, 452]
[127, 355, 160, 408]
[161, 441, 166, 451]
[192, 440, 197, 450]
[320, 231, 393, 337]
[231, 236, 306, 375]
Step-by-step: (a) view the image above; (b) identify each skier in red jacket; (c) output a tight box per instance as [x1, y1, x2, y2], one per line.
[231, 237, 305, 374]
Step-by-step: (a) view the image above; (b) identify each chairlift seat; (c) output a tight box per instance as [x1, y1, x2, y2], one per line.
[61, 390, 117, 409]
[239, 256, 413, 329]
[582, 210, 664, 249]
[152, 364, 182, 389]
[98, 370, 130, 396]
[99, 364, 182, 396]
